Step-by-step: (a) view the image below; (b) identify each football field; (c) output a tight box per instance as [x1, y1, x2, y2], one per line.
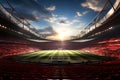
[9, 50, 111, 64]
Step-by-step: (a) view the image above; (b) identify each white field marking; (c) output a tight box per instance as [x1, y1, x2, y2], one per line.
[57, 50, 67, 62]
[50, 50, 62, 62]
[65, 50, 84, 63]
[58, 50, 64, 61]
[47, 50, 59, 62]
[62, 50, 71, 62]
[33, 50, 57, 62]
[54, 50, 62, 61]
[50, 50, 71, 62]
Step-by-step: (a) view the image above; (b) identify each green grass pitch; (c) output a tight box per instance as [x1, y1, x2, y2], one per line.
[10, 50, 113, 64]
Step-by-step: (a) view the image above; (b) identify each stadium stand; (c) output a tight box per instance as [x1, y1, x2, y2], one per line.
[0, 25, 41, 57]
[0, 57, 120, 80]
[81, 37, 120, 57]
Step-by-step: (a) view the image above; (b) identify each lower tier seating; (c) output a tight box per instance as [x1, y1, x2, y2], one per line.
[0, 58, 120, 80]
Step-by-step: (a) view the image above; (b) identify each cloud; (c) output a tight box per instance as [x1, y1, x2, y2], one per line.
[56, 16, 81, 27]
[74, 23, 86, 29]
[49, 25, 81, 40]
[76, 12, 82, 17]
[58, 16, 68, 20]
[45, 14, 81, 27]
[81, 0, 104, 12]
[45, 16, 80, 32]
[8, 0, 52, 21]
[44, 15, 68, 24]
[57, 21, 70, 27]
[75, 11, 89, 17]
[38, 26, 57, 36]
[41, 16, 84, 40]
[59, 20, 66, 24]
[44, 17, 56, 23]
[44, 14, 57, 22]
[82, 11, 89, 15]
[72, 19, 81, 23]
[46, 6, 56, 11]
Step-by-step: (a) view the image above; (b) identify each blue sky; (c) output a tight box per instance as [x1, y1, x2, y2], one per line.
[0, 0, 115, 40]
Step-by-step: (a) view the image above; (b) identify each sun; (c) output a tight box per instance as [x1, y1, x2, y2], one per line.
[57, 31, 66, 41]
[46, 31, 67, 41]
[46, 27, 72, 41]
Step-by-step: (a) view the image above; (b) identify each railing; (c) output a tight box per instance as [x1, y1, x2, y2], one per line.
[78, 0, 120, 38]
[0, 1, 40, 37]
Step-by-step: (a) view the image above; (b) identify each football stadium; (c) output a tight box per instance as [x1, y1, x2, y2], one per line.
[0, 0, 120, 80]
